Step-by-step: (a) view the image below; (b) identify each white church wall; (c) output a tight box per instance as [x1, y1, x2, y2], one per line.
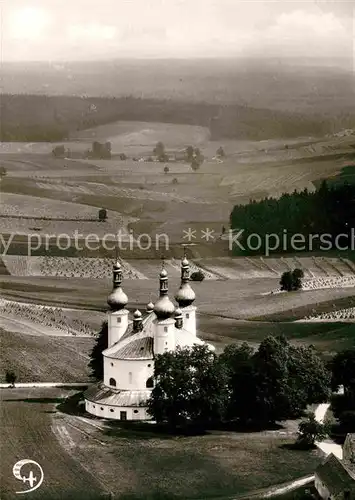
[154, 318, 176, 354]
[182, 305, 197, 336]
[108, 309, 129, 346]
[103, 357, 154, 390]
[85, 399, 150, 420]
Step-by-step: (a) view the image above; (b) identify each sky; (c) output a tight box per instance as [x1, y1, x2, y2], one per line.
[0, 0, 354, 63]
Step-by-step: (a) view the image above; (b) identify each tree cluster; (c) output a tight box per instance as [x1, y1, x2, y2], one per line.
[230, 181, 355, 255]
[153, 142, 169, 162]
[280, 268, 304, 292]
[90, 141, 112, 159]
[147, 336, 331, 430]
[88, 321, 108, 380]
[187, 146, 204, 171]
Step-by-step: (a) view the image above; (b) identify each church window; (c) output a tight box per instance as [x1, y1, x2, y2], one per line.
[164, 326, 168, 332]
[128, 372, 133, 384]
[117, 317, 121, 323]
[146, 377, 154, 388]
[109, 378, 116, 387]
[186, 313, 190, 319]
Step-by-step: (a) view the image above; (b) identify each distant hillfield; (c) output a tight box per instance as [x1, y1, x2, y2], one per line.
[2, 94, 354, 143]
[1, 59, 354, 142]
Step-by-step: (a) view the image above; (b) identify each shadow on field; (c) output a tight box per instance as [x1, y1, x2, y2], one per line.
[279, 442, 317, 452]
[57, 391, 86, 415]
[2, 397, 65, 404]
[117, 494, 180, 500]
[56, 392, 286, 440]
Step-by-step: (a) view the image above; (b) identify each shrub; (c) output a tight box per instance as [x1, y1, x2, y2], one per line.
[153, 141, 165, 157]
[5, 370, 17, 387]
[190, 270, 205, 282]
[98, 208, 107, 222]
[159, 154, 169, 163]
[52, 145, 65, 157]
[297, 413, 329, 448]
[280, 269, 304, 292]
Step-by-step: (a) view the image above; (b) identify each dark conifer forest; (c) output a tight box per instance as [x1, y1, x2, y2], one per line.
[230, 181, 355, 255]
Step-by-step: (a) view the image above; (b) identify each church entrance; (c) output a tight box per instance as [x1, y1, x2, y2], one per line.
[120, 411, 127, 421]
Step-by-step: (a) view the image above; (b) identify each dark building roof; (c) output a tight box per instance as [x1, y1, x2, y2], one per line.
[109, 336, 154, 360]
[315, 454, 355, 495]
[84, 383, 151, 407]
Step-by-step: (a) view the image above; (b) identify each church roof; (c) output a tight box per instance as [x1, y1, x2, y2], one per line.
[315, 454, 355, 495]
[103, 311, 204, 360]
[109, 336, 154, 360]
[85, 383, 151, 407]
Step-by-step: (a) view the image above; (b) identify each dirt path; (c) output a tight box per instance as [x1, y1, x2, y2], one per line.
[314, 402, 343, 459]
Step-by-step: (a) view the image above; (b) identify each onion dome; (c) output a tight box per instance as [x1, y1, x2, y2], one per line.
[153, 266, 175, 320]
[133, 309, 143, 332]
[175, 307, 183, 317]
[175, 256, 196, 307]
[182, 256, 189, 267]
[174, 307, 183, 329]
[146, 301, 154, 313]
[107, 260, 128, 311]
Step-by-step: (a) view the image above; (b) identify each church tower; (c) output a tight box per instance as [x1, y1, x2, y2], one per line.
[107, 260, 129, 346]
[153, 266, 176, 354]
[175, 256, 197, 336]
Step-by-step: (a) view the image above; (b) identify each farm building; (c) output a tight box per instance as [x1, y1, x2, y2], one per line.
[315, 453, 355, 499]
[84, 257, 214, 420]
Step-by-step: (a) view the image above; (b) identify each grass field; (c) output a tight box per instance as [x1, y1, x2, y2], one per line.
[0, 388, 104, 500]
[0, 328, 93, 383]
[0, 386, 323, 499]
[1, 125, 354, 245]
[1, 274, 354, 358]
[51, 405, 323, 499]
[1, 274, 355, 319]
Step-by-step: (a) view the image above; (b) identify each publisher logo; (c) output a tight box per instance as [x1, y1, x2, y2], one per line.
[13, 460, 44, 494]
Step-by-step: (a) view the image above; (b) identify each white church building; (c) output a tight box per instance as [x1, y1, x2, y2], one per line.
[84, 257, 214, 421]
